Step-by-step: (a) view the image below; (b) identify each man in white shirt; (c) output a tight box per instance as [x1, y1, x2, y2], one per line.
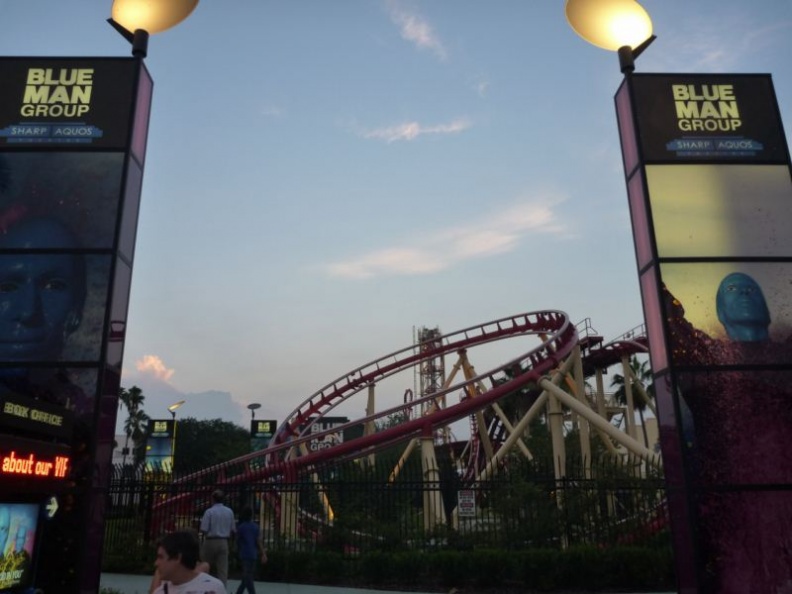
[199, 490, 236, 587]
[152, 530, 226, 594]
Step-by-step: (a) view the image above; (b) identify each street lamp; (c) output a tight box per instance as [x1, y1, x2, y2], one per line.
[168, 399, 186, 420]
[565, 0, 655, 73]
[167, 400, 186, 471]
[247, 403, 262, 420]
[107, 0, 200, 58]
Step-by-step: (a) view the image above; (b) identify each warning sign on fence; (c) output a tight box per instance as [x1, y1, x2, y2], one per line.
[457, 489, 476, 517]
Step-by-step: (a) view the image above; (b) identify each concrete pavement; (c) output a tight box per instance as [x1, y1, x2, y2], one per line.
[100, 573, 438, 594]
[101, 573, 676, 594]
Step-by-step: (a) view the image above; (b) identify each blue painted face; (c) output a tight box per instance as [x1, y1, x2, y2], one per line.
[716, 272, 771, 341]
[0, 218, 85, 361]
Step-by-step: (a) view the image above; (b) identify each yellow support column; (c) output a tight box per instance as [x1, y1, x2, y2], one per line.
[421, 432, 446, 531]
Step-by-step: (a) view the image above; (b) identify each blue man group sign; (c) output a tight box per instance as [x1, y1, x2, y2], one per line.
[617, 73, 792, 593]
[0, 57, 152, 594]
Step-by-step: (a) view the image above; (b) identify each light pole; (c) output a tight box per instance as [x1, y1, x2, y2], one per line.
[167, 400, 186, 471]
[107, 0, 200, 58]
[247, 403, 262, 420]
[565, 0, 655, 73]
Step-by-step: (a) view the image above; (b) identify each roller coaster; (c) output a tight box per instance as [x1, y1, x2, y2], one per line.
[152, 310, 657, 541]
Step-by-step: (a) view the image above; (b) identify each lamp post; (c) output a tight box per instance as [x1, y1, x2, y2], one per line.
[167, 400, 186, 471]
[566, 2, 792, 591]
[107, 0, 200, 58]
[247, 402, 262, 420]
[565, 0, 655, 73]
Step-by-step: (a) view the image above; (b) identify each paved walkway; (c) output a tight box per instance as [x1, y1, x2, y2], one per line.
[100, 573, 436, 594]
[101, 574, 675, 594]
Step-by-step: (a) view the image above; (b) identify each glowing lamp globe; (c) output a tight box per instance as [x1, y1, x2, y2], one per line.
[565, 0, 653, 51]
[111, 0, 199, 34]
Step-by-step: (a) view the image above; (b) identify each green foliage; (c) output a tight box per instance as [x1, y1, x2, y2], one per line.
[331, 547, 673, 591]
[172, 417, 251, 472]
[610, 355, 656, 447]
[119, 385, 150, 465]
[102, 517, 154, 573]
[262, 551, 347, 584]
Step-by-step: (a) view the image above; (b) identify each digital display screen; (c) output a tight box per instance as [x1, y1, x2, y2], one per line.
[0, 502, 40, 593]
[145, 419, 174, 471]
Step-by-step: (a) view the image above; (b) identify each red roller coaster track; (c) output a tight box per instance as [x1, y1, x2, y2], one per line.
[150, 312, 659, 542]
[151, 311, 579, 525]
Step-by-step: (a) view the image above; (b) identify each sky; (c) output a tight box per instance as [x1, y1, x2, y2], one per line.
[1, 1, 791, 434]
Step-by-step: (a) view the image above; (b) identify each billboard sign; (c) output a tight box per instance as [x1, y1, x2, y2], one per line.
[250, 419, 277, 452]
[0, 59, 140, 148]
[617, 72, 792, 592]
[145, 419, 175, 471]
[0, 55, 153, 593]
[0, 501, 41, 592]
[628, 74, 788, 162]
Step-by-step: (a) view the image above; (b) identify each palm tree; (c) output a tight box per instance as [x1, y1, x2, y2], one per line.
[119, 385, 149, 466]
[610, 356, 655, 448]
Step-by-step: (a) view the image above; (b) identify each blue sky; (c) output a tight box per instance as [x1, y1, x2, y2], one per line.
[2, 1, 791, 431]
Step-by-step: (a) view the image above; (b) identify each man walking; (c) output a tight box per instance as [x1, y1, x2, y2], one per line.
[199, 490, 236, 587]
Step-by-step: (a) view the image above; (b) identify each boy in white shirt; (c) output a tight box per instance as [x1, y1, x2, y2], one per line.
[152, 530, 226, 594]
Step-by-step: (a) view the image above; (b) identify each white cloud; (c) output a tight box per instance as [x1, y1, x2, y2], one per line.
[136, 354, 175, 382]
[652, 14, 792, 72]
[362, 118, 471, 143]
[325, 198, 568, 279]
[260, 104, 283, 117]
[385, 0, 447, 60]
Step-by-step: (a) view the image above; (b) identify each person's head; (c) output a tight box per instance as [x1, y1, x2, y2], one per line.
[716, 272, 771, 341]
[240, 506, 253, 522]
[212, 490, 225, 504]
[0, 216, 86, 361]
[155, 530, 200, 581]
[0, 506, 9, 556]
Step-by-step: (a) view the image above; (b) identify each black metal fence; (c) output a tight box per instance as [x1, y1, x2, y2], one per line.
[102, 455, 670, 573]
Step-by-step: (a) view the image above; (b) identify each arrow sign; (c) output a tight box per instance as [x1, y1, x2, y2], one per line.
[46, 496, 59, 519]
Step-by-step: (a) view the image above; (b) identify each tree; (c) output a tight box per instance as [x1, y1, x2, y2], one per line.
[119, 385, 150, 466]
[610, 356, 655, 448]
[172, 418, 251, 473]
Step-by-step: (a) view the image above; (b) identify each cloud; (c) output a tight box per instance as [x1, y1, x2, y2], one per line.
[260, 104, 283, 117]
[325, 197, 568, 279]
[136, 354, 175, 382]
[474, 80, 490, 98]
[385, 0, 447, 60]
[362, 118, 471, 143]
[653, 14, 792, 72]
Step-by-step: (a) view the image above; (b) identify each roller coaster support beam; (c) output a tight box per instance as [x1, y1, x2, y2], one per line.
[421, 428, 447, 530]
[491, 402, 533, 460]
[592, 367, 619, 456]
[388, 438, 417, 483]
[365, 382, 376, 468]
[472, 356, 574, 486]
[451, 359, 574, 527]
[280, 465, 299, 540]
[460, 353, 496, 461]
[461, 354, 533, 460]
[572, 346, 592, 475]
[548, 381, 567, 481]
[620, 355, 637, 441]
[539, 379, 660, 464]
